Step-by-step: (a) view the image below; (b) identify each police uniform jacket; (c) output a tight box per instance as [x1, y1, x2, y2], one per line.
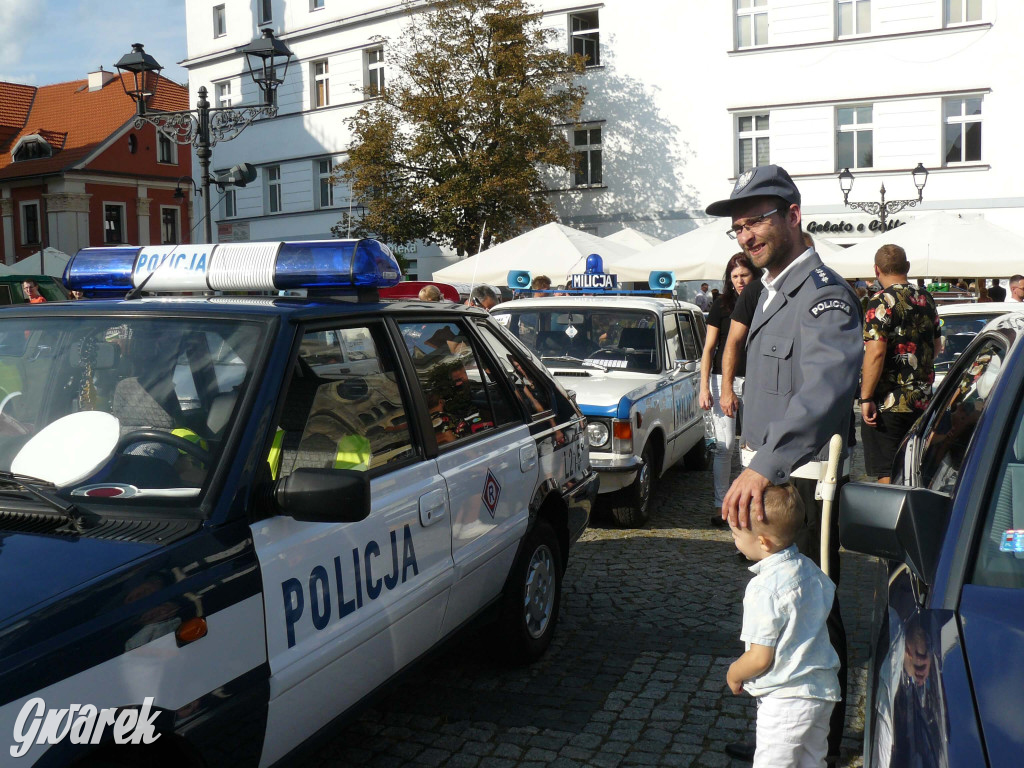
[744, 250, 863, 484]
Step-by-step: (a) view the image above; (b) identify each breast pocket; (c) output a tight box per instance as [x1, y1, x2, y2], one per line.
[761, 333, 793, 396]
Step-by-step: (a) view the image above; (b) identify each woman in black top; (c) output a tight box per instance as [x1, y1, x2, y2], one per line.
[698, 252, 762, 527]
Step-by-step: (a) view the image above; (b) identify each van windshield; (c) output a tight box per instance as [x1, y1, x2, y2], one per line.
[0, 315, 265, 505]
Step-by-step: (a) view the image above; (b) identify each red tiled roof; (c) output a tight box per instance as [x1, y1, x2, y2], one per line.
[0, 73, 187, 180]
[0, 82, 36, 146]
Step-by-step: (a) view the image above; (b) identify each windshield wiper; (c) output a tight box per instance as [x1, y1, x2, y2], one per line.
[0, 470, 84, 531]
[541, 355, 607, 372]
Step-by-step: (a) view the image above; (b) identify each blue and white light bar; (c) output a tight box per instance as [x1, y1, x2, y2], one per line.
[63, 239, 402, 295]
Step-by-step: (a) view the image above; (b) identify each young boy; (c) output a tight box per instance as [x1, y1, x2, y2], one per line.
[727, 484, 840, 768]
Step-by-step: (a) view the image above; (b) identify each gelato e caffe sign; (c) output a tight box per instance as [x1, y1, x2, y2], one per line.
[805, 217, 909, 236]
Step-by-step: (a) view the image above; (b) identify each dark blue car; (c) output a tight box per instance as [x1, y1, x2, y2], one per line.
[840, 311, 1024, 767]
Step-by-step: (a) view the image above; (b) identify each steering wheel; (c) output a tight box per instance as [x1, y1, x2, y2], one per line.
[116, 429, 211, 463]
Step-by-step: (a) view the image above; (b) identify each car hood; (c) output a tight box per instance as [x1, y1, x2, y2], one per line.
[0, 529, 155, 626]
[547, 366, 662, 418]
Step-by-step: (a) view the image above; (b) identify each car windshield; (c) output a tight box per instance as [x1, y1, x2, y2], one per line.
[936, 312, 1004, 371]
[493, 307, 661, 373]
[0, 314, 266, 506]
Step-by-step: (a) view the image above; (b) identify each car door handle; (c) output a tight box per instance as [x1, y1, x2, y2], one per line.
[419, 488, 447, 527]
[520, 444, 538, 473]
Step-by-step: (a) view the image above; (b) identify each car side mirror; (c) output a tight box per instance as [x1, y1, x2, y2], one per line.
[838, 481, 951, 585]
[676, 360, 697, 372]
[275, 468, 371, 523]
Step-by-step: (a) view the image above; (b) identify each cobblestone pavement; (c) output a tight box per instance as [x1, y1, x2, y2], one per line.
[311, 445, 883, 767]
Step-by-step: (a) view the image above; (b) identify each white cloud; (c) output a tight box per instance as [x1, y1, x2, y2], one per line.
[0, 0, 41, 74]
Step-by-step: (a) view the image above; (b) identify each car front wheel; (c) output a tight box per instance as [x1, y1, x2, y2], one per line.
[609, 443, 654, 527]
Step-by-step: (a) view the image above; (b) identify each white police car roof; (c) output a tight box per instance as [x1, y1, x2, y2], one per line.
[496, 295, 702, 314]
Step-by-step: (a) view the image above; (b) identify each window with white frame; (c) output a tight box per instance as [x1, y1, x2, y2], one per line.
[366, 48, 384, 97]
[944, 96, 982, 165]
[157, 132, 177, 164]
[946, 0, 981, 24]
[222, 187, 237, 218]
[161, 207, 180, 245]
[737, 114, 770, 175]
[258, 0, 273, 24]
[215, 81, 233, 108]
[836, 105, 873, 170]
[837, 0, 870, 36]
[311, 0, 325, 10]
[213, 4, 226, 38]
[736, 0, 768, 48]
[570, 11, 600, 67]
[104, 203, 126, 244]
[317, 159, 339, 208]
[312, 59, 330, 108]
[265, 165, 282, 214]
[573, 125, 602, 187]
[20, 202, 40, 245]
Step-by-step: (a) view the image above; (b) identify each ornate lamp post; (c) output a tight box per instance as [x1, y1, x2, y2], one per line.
[837, 162, 929, 231]
[115, 29, 294, 242]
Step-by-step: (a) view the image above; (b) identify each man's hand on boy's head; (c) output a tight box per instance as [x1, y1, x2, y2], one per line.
[723, 468, 771, 529]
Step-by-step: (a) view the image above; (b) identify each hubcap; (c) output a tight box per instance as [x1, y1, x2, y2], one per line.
[523, 544, 556, 639]
[636, 459, 651, 511]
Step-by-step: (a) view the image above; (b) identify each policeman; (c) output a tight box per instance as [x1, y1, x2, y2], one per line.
[706, 164, 863, 763]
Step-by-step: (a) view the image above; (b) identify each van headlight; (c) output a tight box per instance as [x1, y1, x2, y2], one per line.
[587, 421, 610, 448]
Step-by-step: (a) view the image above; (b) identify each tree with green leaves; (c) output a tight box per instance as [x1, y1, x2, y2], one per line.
[338, 0, 586, 258]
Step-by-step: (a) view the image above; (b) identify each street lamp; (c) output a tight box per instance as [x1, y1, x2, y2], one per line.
[837, 163, 929, 231]
[115, 30, 294, 242]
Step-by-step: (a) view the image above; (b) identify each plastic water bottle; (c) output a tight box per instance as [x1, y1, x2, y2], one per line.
[703, 410, 717, 451]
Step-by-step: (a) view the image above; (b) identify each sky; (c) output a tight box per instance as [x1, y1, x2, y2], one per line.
[0, 0, 188, 86]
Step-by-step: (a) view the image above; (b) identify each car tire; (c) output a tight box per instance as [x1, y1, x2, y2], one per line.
[496, 519, 562, 664]
[683, 435, 711, 471]
[610, 443, 655, 527]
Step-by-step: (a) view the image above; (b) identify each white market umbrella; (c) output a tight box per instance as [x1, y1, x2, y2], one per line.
[603, 227, 664, 250]
[837, 212, 1024, 278]
[431, 222, 638, 287]
[6, 247, 71, 278]
[612, 223, 854, 282]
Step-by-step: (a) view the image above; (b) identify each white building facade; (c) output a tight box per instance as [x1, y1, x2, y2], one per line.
[181, 0, 1023, 276]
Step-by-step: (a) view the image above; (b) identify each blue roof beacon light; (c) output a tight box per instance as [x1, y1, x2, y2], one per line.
[64, 239, 402, 296]
[570, 252, 617, 291]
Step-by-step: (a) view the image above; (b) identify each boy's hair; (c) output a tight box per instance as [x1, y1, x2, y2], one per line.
[753, 484, 804, 545]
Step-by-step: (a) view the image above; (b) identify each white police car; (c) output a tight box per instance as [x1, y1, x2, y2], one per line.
[0, 239, 596, 766]
[492, 273, 708, 527]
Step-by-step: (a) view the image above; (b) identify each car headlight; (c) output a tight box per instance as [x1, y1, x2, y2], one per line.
[587, 421, 610, 448]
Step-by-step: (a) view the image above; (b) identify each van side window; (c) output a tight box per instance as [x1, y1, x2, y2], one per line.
[476, 323, 553, 418]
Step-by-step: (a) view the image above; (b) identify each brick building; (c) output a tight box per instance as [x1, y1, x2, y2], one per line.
[0, 68, 192, 269]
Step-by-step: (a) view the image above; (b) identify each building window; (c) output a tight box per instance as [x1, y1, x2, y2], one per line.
[104, 204, 126, 244]
[157, 132, 177, 164]
[311, 0, 325, 10]
[944, 97, 982, 165]
[366, 48, 384, 97]
[736, 0, 768, 48]
[570, 11, 600, 67]
[837, 105, 873, 170]
[837, 0, 870, 36]
[213, 4, 226, 38]
[737, 114, 770, 174]
[266, 165, 282, 214]
[946, 0, 981, 24]
[20, 202, 40, 245]
[215, 81, 233, 108]
[312, 59, 330, 108]
[573, 125, 602, 187]
[161, 207, 180, 245]
[258, 0, 273, 24]
[223, 187, 237, 218]
[317, 159, 339, 208]
[11, 135, 52, 162]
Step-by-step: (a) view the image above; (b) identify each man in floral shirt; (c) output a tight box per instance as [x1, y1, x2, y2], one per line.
[860, 244, 940, 482]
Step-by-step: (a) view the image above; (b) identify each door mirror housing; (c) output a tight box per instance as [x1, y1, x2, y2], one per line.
[275, 468, 370, 523]
[839, 481, 951, 585]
